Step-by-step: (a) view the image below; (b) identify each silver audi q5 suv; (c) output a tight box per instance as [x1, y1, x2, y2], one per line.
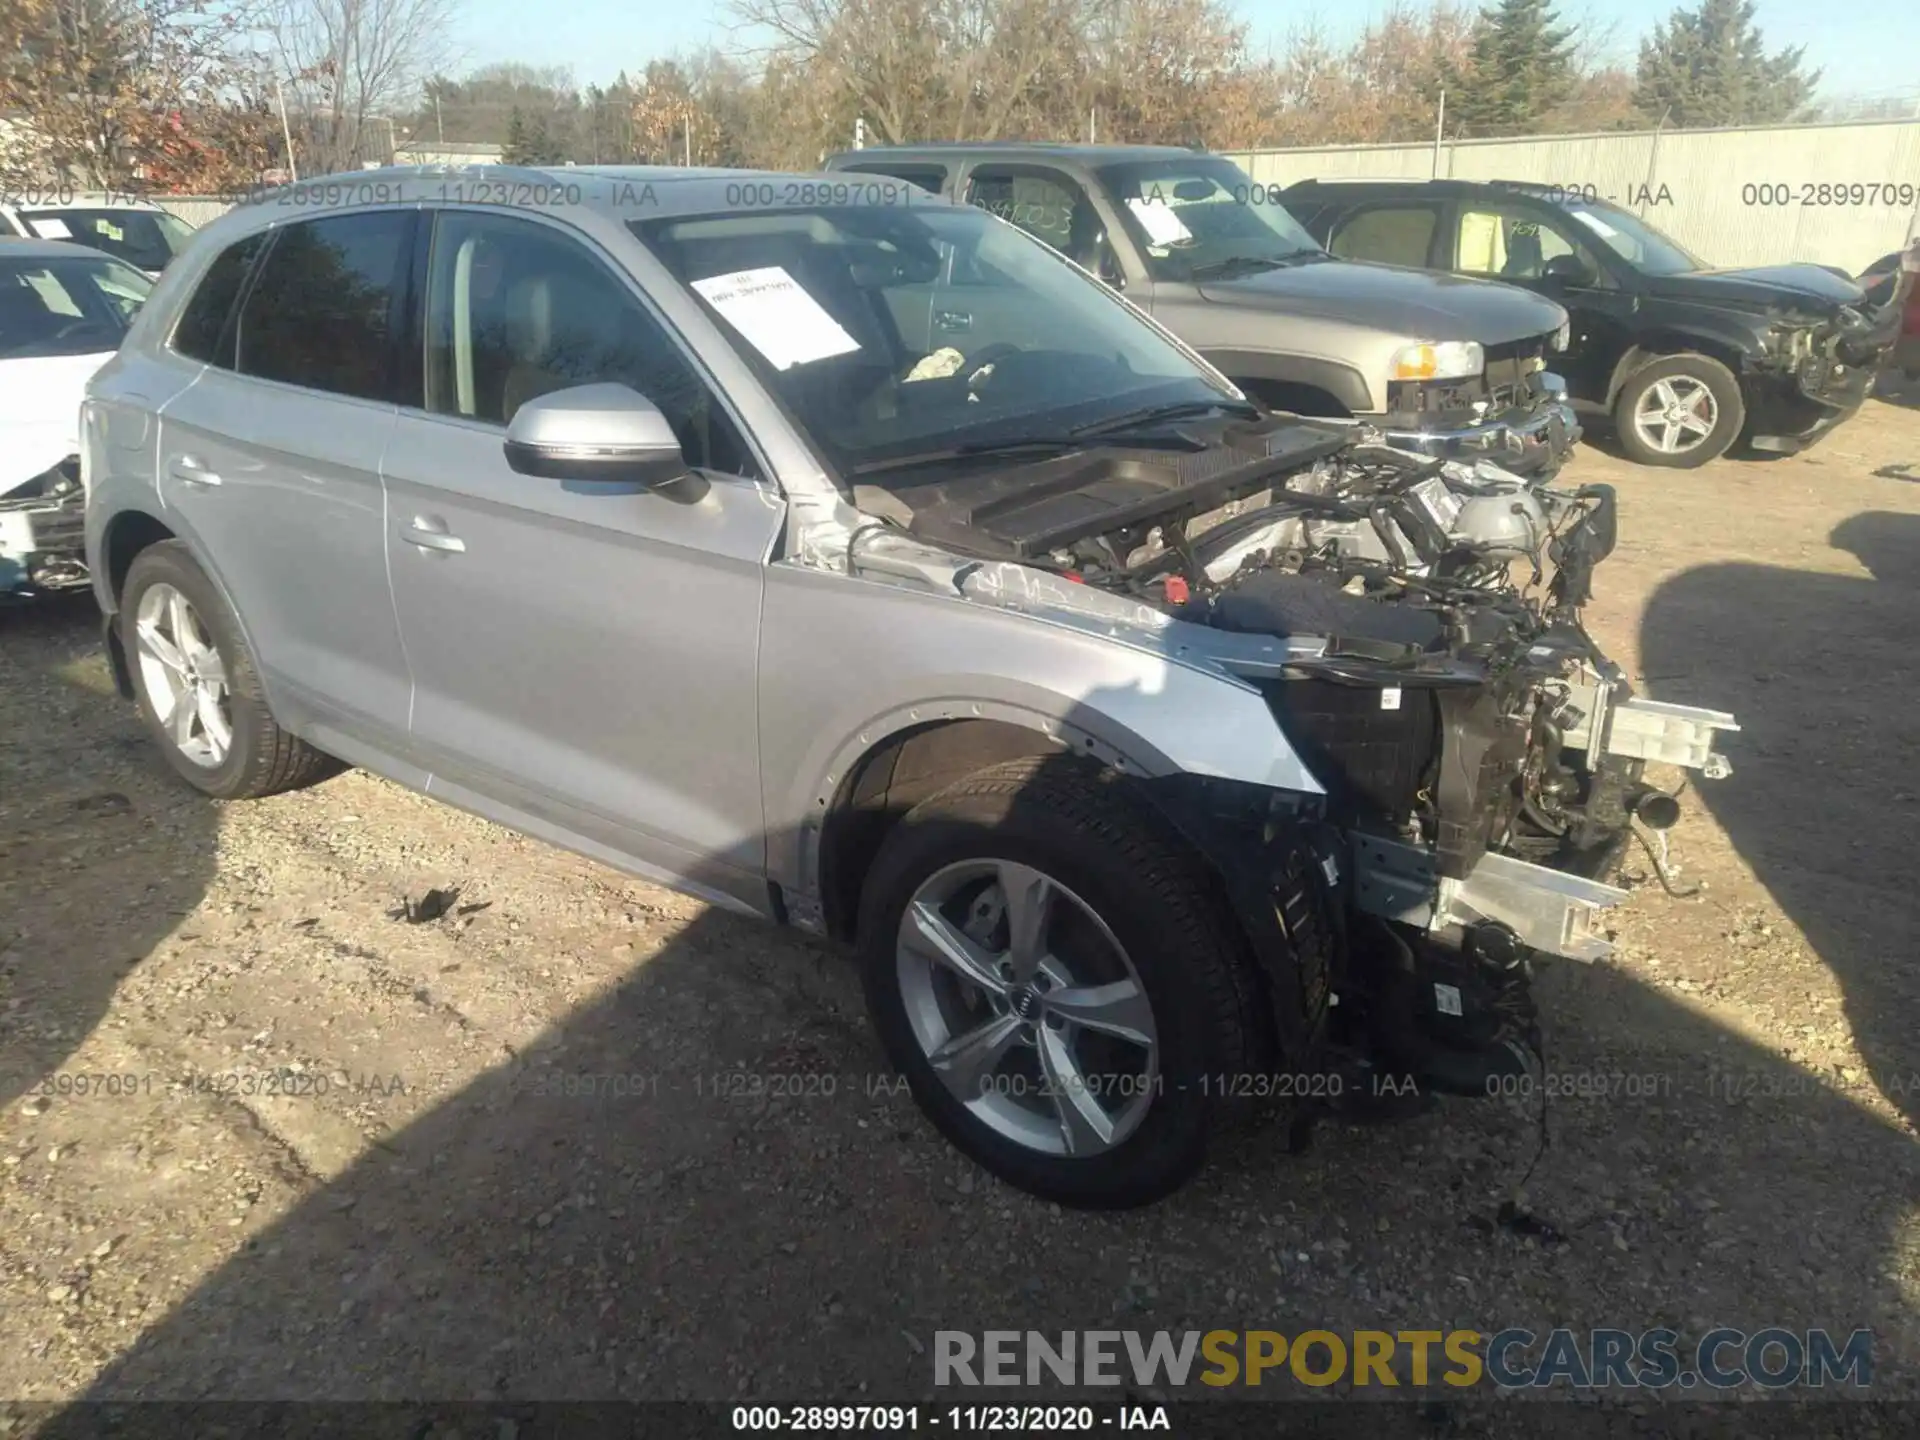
[83, 166, 1737, 1206]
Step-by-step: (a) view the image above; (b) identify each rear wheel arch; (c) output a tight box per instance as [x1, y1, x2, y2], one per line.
[102, 508, 177, 604]
[99, 509, 178, 698]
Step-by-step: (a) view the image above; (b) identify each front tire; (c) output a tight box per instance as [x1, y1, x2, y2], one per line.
[856, 756, 1267, 1208]
[1612, 353, 1744, 468]
[121, 541, 342, 799]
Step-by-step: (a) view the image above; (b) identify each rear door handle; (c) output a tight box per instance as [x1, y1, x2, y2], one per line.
[934, 309, 972, 332]
[168, 456, 221, 487]
[401, 517, 466, 554]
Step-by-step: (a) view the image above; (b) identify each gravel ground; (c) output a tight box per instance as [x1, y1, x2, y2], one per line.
[1, 384, 1917, 1429]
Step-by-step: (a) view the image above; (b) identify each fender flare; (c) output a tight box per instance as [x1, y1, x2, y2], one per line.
[1201, 349, 1375, 415]
[1603, 327, 1762, 408]
[101, 507, 278, 714]
[777, 696, 1177, 916]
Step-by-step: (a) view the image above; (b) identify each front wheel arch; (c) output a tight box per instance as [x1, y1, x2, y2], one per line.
[815, 715, 1147, 944]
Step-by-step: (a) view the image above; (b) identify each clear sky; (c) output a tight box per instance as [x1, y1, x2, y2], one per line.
[451, 0, 1920, 105]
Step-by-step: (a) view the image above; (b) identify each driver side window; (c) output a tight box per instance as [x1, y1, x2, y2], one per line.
[422, 209, 753, 476]
[1454, 206, 1597, 285]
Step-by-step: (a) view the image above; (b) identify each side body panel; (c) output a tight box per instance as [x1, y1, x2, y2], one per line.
[155, 367, 412, 754]
[756, 561, 1324, 907]
[382, 412, 786, 912]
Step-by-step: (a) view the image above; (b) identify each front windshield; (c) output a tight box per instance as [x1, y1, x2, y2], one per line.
[19, 208, 195, 272]
[0, 255, 152, 360]
[1559, 200, 1702, 276]
[1097, 157, 1324, 283]
[635, 203, 1234, 475]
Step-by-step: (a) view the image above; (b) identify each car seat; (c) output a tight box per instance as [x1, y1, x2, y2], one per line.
[1502, 226, 1545, 280]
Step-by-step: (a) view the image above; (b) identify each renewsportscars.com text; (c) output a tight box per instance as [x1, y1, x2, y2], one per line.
[934, 1328, 1873, 1391]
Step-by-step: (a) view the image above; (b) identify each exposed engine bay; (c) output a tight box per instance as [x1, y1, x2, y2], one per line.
[841, 411, 1740, 1100]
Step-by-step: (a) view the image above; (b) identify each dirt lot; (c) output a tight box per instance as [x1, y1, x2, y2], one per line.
[2, 383, 1918, 1427]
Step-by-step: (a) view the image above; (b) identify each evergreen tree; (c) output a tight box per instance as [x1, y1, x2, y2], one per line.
[502, 106, 565, 165]
[1449, 0, 1576, 136]
[503, 107, 531, 163]
[1633, 0, 1819, 128]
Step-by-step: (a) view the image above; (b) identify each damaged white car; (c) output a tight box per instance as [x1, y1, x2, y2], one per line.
[2, 240, 151, 597]
[84, 170, 1737, 1205]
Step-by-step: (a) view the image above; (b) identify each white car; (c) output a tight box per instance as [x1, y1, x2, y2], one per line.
[2, 239, 152, 596]
[0, 195, 196, 279]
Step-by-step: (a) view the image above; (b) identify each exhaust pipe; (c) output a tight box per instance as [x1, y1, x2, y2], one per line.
[1630, 786, 1682, 831]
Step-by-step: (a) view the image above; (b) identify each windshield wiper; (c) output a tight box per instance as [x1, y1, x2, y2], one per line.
[1067, 399, 1254, 438]
[848, 430, 1205, 477]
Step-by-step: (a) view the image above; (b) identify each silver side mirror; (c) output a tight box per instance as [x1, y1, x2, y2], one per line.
[503, 383, 687, 486]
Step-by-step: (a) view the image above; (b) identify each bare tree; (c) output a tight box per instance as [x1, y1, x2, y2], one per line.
[729, 0, 1079, 146]
[264, 0, 462, 174]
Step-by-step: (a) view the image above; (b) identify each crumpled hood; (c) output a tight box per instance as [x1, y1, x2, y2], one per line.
[1197, 258, 1567, 345]
[0, 351, 112, 496]
[1645, 264, 1867, 315]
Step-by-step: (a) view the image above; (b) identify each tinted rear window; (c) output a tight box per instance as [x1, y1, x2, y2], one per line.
[172, 234, 265, 367]
[235, 212, 411, 402]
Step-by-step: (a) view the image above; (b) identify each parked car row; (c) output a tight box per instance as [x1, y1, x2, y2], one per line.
[68, 164, 1746, 1204]
[0, 194, 197, 278]
[0, 241, 153, 595]
[822, 148, 1913, 471]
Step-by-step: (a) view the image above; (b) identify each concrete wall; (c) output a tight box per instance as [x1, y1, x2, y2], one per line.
[1225, 118, 1920, 274]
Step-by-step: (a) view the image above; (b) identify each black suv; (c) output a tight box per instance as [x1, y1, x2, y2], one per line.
[1284, 178, 1909, 468]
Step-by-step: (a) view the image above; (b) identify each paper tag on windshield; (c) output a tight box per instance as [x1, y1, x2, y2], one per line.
[28, 217, 71, 239]
[691, 266, 859, 371]
[1569, 210, 1618, 240]
[1126, 198, 1192, 246]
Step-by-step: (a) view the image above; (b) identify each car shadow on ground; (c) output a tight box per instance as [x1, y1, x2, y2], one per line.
[0, 593, 219, 1114]
[25, 721, 1917, 1438]
[1870, 369, 1920, 413]
[1641, 509, 1920, 1138]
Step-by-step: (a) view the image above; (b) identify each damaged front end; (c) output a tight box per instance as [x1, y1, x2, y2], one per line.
[1747, 291, 1908, 453]
[0, 456, 88, 599]
[831, 411, 1738, 1103]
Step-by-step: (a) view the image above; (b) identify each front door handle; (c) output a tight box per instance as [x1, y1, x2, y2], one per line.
[168, 455, 221, 487]
[402, 517, 466, 554]
[934, 309, 972, 333]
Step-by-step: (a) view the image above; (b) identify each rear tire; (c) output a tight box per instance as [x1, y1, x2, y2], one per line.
[856, 756, 1267, 1208]
[121, 541, 342, 800]
[1611, 353, 1743, 468]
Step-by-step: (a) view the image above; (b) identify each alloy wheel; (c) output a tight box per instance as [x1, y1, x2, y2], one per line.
[895, 858, 1159, 1158]
[134, 582, 233, 769]
[1632, 375, 1718, 455]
